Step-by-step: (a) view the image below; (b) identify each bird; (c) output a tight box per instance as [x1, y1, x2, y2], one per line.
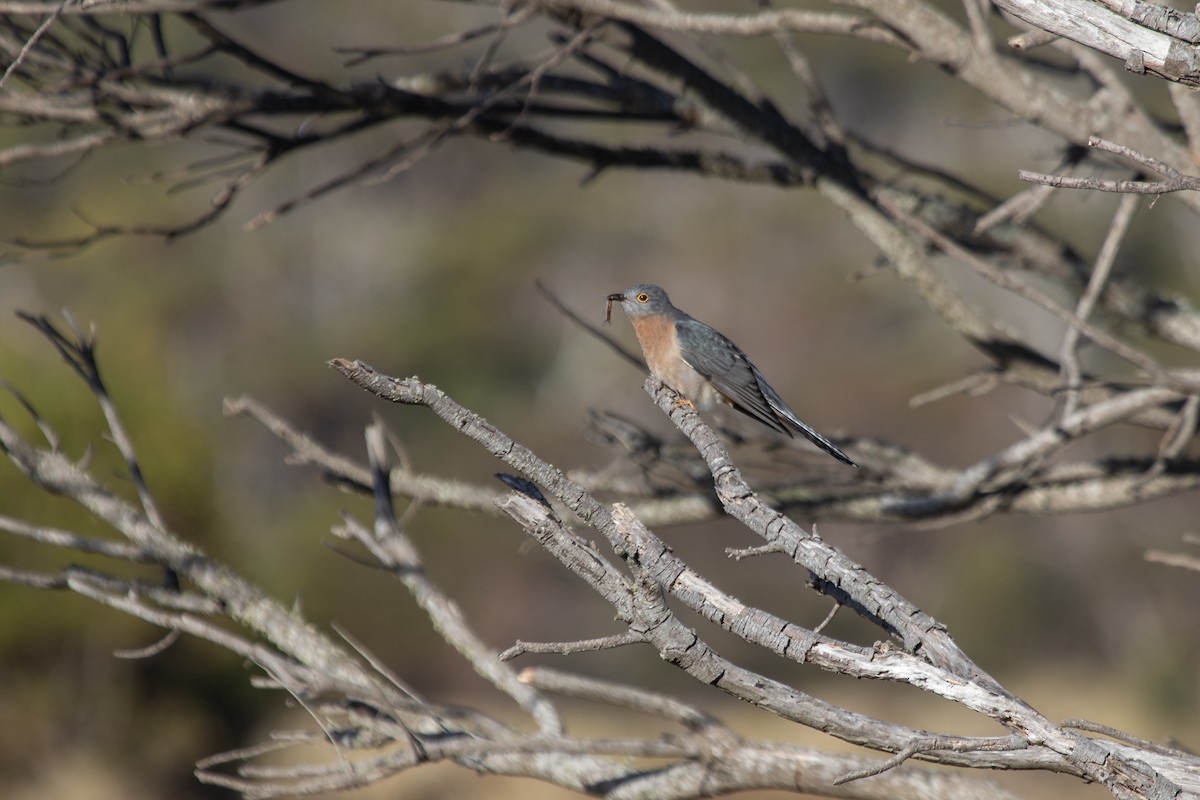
[606, 283, 856, 467]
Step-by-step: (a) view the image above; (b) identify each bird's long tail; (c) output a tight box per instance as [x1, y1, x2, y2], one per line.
[786, 416, 857, 467]
[754, 369, 857, 467]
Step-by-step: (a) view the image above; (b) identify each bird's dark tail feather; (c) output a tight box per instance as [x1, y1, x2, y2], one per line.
[752, 368, 857, 467]
[786, 417, 857, 468]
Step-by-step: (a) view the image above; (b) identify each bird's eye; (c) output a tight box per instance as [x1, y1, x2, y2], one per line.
[636, 293, 649, 302]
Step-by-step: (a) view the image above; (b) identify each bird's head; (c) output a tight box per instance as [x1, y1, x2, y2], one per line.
[606, 284, 673, 319]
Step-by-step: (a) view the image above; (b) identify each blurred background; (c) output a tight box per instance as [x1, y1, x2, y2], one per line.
[0, 2, 1198, 798]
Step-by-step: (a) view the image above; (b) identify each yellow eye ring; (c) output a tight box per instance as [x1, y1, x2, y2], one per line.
[637, 293, 649, 302]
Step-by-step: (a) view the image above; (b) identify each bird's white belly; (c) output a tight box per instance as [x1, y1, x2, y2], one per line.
[667, 368, 720, 409]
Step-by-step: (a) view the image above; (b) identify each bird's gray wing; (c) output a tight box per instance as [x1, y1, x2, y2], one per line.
[674, 318, 788, 434]
[677, 319, 857, 466]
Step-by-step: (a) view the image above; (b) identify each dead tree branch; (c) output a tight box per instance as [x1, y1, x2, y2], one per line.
[0, 320, 1066, 800]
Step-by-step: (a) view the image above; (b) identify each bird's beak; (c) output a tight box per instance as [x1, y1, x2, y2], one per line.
[606, 293, 625, 302]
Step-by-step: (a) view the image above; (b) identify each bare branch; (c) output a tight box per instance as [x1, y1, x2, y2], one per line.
[0, 0, 70, 90]
[879, 196, 1176, 387]
[1145, 548, 1200, 573]
[537, 0, 905, 45]
[994, 0, 1200, 85]
[17, 313, 170, 530]
[499, 632, 646, 662]
[1057, 192, 1140, 419]
[1020, 135, 1200, 194]
[339, 421, 564, 735]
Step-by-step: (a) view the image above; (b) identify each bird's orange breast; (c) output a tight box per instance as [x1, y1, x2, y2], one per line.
[629, 315, 710, 402]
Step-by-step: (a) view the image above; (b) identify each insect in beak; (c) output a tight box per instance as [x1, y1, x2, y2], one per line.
[605, 293, 624, 324]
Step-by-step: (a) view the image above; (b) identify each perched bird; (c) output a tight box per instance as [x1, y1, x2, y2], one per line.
[606, 283, 855, 467]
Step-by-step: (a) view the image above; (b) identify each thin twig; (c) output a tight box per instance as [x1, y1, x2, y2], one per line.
[499, 632, 645, 662]
[349, 422, 564, 735]
[519, 666, 724, 730]
[0, 0, 73, 90]
[336, 7, 537, 65]
[536, 279, 644, 370]
[16, 313, 170, 531]
[879, 196, 1174, 386]
[1019, 136, 1200, 194]
[1144, 549, 1200, 572]
[537, 0, 903, 45]
[114, 629, 181, 659]
[1058, 193, 1140, 420]
[1143, 393, 1200, 480]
